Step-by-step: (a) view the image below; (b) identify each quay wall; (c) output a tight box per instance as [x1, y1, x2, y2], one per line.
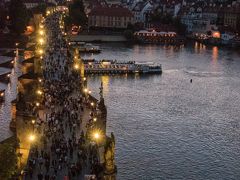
[69, 35, 127, 42]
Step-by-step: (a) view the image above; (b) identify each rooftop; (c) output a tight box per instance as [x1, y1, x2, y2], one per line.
[89, 6, 134, 17]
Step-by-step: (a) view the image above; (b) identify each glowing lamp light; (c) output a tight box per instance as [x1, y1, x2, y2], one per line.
[38, 78, 42, 83]
[93, 117, 97, 122]
[212, 31, 220, 38]
[91, 102, 94, 106]
[29, 134, 35, 142]
[0, 92, 4, 97]
[39, 38, 44, 44]
[37, 90, 43, 95]
[39, 49, 43, 55]
[94, 132, 100, 139]
[84, 88, 88, 93]
[36, 102, 40, 107]
[31, 119, 35, 124]
[39, 30, 44, 35]
[74, 64, 79, 69]
[83, 77, 87, 81]
[39, 24, 44, 29]
[88, 90, 92, 94]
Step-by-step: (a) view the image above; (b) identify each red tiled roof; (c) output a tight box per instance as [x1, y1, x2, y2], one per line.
[23, 0, 45, 3]
[89, 6, 134, 17]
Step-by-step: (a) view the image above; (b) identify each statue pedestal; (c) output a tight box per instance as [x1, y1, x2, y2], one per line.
[103, 173, 117, 180]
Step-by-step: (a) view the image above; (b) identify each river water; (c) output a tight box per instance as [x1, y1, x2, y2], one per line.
[83, 42, 240, 179]
[0, 43, 240, 179]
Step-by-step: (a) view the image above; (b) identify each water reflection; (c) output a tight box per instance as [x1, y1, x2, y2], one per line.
[87, 43, 240, 180]
[101, 75, 110, 94]
[212, 46, 219, 62]
[194, 42, 206, 54]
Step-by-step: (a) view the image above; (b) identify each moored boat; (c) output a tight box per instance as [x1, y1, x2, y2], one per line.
[69, 42, 101, 53]
[83, 59, 162, 74]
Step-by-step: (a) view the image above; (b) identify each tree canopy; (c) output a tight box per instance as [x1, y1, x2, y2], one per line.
[66, 0, 87, 27]
[0, 141, 18, 179]
[9, 0, 30, 34]
[150, 11, 186, 35]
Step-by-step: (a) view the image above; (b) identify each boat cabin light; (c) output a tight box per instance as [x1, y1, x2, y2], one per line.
[102, 61, 111, 66]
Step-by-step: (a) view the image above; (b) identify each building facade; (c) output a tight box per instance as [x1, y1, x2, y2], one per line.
[88, 5, 134, 29]
[224, 7, 240, 31]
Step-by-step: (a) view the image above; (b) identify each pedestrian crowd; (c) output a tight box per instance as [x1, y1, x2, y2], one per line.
[25, 12, 100, 180]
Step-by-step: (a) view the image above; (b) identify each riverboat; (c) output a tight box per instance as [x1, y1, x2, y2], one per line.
[134, 30, 185, 45]
[69, 42, 101, 53]
[83, 59, 162, 74]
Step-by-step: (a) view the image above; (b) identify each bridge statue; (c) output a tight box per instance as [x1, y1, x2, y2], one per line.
[104, 132, 116, 179]
[99, 81, 103, 100]
[98, 81, 107, 132]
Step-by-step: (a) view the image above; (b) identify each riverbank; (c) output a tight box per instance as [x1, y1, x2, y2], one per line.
[70, 34, 127, 42]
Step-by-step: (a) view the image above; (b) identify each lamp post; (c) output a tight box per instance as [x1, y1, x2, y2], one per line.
[93, 131, 101, 145]
[31, 119, 35, 131]
[37, 89, 43, 96]
[29, 134, 35, 143]
[15, 42, 19, 57]
[36, 102, 40, 107]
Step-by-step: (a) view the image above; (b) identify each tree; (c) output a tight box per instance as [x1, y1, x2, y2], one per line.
[30, 3, 48, 14]
[0, 4, 7, 29]
[68, 0, 87, 27]
[124, 29, 134, 40]
[0, 143, 18, 179]
[9, 0, 30, 34]
[172, 17, 186, 35]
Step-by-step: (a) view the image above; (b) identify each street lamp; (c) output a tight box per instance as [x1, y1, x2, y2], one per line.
[36, 90, 43, 95]
[74, 64, 79, 69]
[94, 132, 100, 139]
[38, 38, 44, 45]
[39, 30, 44, 35]
[29, 134, 35, 142]
[31, 119, 35, 131]
[38, 49, 44, 55]
[31, 119, 35, 124]
[92, 130, 102, 144]
[84, 88, 88, 93]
